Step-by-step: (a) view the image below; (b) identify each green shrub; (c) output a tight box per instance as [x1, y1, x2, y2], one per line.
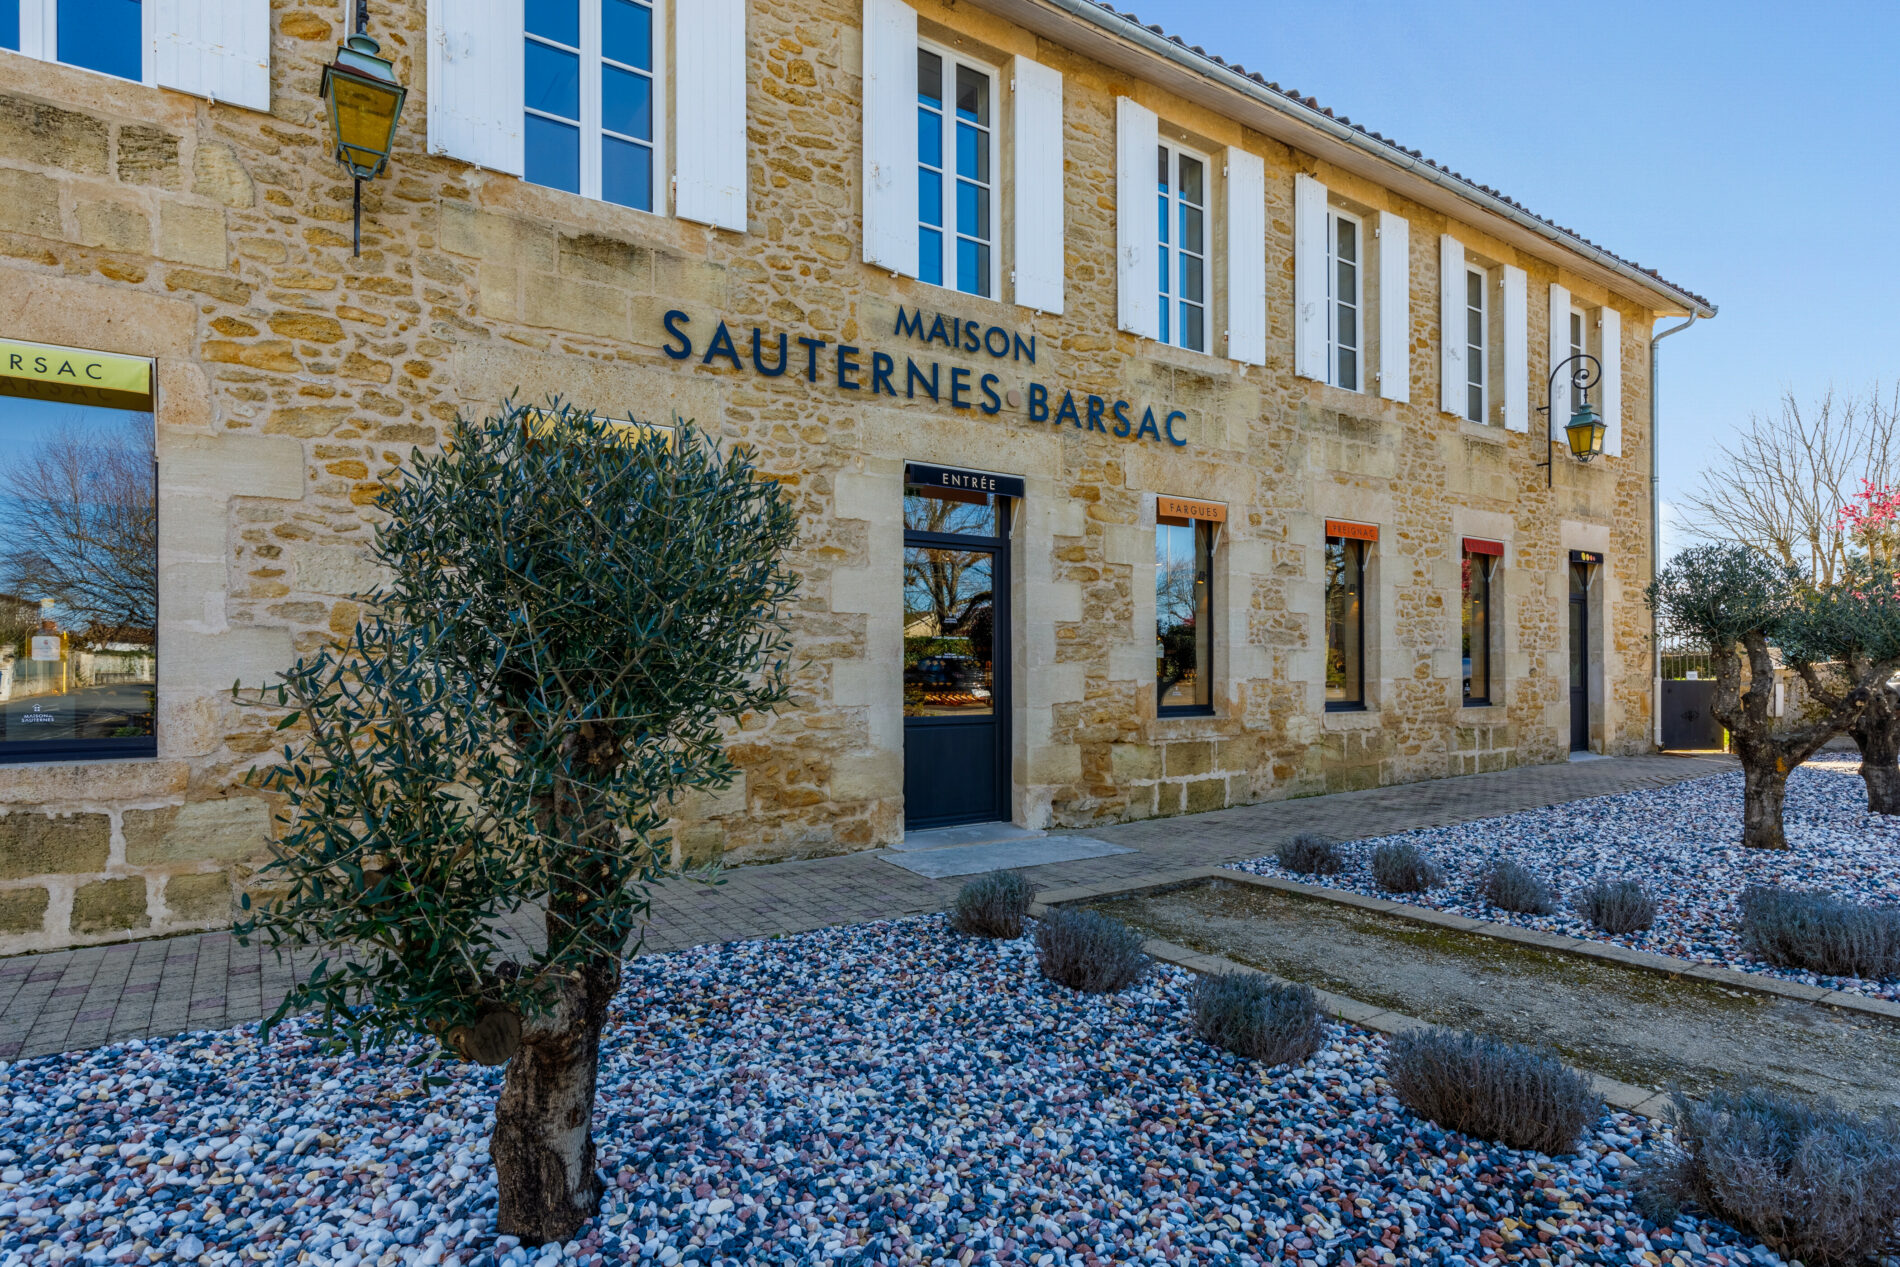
[1644, 1085, 1900, 1266]
[950, 871, 1034, 939]
[1384, 1027, 1601, 1155]
[1370, 842, 1443, 893]
[1192, 973, 1327, 1067]
[1034, 907, 1150, 994]
[1739, 885, 1900, 980]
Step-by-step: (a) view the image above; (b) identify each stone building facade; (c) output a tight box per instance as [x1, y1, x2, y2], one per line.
[0, 0, 1712, 951]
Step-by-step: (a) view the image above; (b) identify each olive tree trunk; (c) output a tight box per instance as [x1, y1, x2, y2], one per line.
[493, 956, 619, 1243]
[1849, 683, 1900, 814]
[1716, 634, 1864, 849]
[1738, 753, 1792, 850]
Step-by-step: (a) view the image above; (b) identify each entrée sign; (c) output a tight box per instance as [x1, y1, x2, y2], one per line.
[660, 308, 1192, 447]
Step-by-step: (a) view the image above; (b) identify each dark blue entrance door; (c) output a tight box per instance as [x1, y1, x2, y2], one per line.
[903, 476, 1012, 829]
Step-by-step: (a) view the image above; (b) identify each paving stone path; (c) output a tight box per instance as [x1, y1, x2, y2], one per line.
[0, 753, 1729, 1060]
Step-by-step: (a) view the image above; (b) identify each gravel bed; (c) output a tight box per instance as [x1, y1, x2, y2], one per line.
[1230, 758, 1900, 1001]
[0, 916, 1775, 1267]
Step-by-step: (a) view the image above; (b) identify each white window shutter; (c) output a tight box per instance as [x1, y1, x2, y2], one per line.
[1011, 55, 1064, 314]
[1548, 283, 1572, 435]
[1224, 147, 1266, 366]
[1501, 263, 1528, 432]
[1600, 306, 1623, 456]
[427, 0, 526, 176]
[1115, 97, 1158, 339]
[1439, 235, 1465, 415]
[675, 0, 747, 231]
[1292, 173, 1328, 381]
[1376, 210, 1409, 402]
[151, 0, 271, 112]
[861, 0, 918, 275]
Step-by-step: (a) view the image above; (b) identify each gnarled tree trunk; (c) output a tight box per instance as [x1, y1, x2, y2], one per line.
[493, 956, 619, 1244]
[1849, 683, 1900, 814]
[1739, 751, 1792, 850]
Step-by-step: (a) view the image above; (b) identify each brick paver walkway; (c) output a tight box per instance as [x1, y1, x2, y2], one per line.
[0, 753, 1730, 1061]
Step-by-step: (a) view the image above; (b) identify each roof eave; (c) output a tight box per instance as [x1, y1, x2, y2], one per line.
[966, 0, 1717, 320]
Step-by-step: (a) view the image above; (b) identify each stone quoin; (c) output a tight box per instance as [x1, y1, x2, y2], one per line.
[0, 0, 1712, 951]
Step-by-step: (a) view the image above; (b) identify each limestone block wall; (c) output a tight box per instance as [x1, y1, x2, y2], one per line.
[0, 0, 1679, 951]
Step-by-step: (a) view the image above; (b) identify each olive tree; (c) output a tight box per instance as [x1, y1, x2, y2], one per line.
[1779, 561, 1900, 814]
[236, 402, 798, 1244]
[1647, 545, 1861, 848]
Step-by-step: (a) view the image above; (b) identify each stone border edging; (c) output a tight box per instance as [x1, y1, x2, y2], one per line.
[1029, 865, 1900, 1121]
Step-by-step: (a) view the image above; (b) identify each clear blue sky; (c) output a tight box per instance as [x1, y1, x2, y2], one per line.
[1135, 0, 1899, 550]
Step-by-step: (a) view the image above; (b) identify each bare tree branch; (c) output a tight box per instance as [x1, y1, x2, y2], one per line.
[1681, 385, 1898, 586]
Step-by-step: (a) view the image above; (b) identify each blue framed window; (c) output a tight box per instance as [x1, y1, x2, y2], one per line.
[1157, 142, 1207, 352]
[5, 0, 144, 81]
[917, 44, 995, 298]
[524, 0, 660, 212]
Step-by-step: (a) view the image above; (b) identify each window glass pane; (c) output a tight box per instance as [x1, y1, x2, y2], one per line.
[1181, 302, 1204, 353]
[918, 105, 942, 169]
[954, 65, 988, 125]
[905, 483, 1000, 536]
[955, 121, 988, 183]
[1156, 145, 1169, 191]
[601, 0, 651, 69]
[956, 179, 988, 241]
[1336, 217, 1356, 264]
[525, 40, 581, 120]
[1157, 244, 1169, 296]
[904, 547, 995, 718]
[0, 395, 157, 756]
[526, 0, 580, 45]
[1325, 538, 1364, 706]
[1463, 551, 1491, 704]
[1180, 253, 1203, 304]
[1467, 269, 1483, 307]
[956, 238, 990, 297]
[524, 114, 581, 193]
[58, 0, 141, 81]
[1337, 347, 1356, 392]
[1159, 301, 1169, 347]
[2, 0, 19, 52]
[602, 64, 652, 141]
[1337, 257, 1356, 306]
[1157, 521, 1212, 711]
[601, 136, 652, 210]
[1337, 303, 1356, 351]
[1180, 155, 1203, 205]
[919, 168, 943, 227]
[919, 227, 944, 286]
[1180, 203, 1203, 256]
[1467, 382, 1484, 424]
[918, 50, 943, 107]
[1157, 192, 1169, 246]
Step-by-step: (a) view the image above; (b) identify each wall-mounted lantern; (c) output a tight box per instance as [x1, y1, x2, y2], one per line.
[1537, 354, 1606, 486]
[318, 3, 408, 256]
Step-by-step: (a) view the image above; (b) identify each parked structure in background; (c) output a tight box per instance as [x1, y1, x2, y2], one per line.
[0, 0, 1711, 951]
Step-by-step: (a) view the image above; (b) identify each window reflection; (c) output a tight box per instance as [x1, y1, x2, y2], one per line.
[904, 547, 994, 717]
[903, 483, 999, 537]
[0, 395, 156, 756]
[1325, 536, 1365, 709]
[1463, 549, 1493, 705]
[1156, 519, 1212, 712]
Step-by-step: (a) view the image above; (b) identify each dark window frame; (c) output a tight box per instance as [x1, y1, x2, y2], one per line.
[1462, 548, 1495, 707]
[1324, 534, 1368, 713]
[1156, 517, 1215, 718]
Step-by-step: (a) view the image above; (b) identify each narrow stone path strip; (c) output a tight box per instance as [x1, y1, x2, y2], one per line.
[0, 753, 1729, 1060]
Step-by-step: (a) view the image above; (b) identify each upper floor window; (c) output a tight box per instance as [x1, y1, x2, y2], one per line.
[1464, 267, 1488, 424]
[1328, 210, 1362, 391]
[525, 0, 661, 213]
[4, 0, 144, 82]
[917, 46, 995, 298]
[1569, 307, 1591, 405]
[1156, 143, 1208, 352]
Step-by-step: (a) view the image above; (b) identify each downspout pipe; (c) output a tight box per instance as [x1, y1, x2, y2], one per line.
[1650, 313, 1698, 747]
